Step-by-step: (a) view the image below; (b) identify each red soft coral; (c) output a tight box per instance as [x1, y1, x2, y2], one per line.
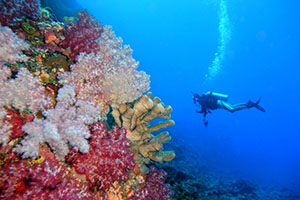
[68, 122, 135, 190]
[129, 166, 174, 200]
[3, 109, 31, 141]
[0, 155, 94, 200]
[61, 10, 103, 60]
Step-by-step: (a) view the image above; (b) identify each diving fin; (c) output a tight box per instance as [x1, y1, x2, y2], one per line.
[248, 98, 266, 112]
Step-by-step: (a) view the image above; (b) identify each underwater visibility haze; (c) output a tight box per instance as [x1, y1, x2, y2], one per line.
[76, 0, 300, 196]
[0, 0, 300, 199]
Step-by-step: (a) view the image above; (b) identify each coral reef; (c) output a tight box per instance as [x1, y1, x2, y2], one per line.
[112, 92, 175, 167]
[0, 3, 174, 199]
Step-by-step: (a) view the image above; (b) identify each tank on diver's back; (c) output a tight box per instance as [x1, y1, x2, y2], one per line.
[205, 91, 229, 101]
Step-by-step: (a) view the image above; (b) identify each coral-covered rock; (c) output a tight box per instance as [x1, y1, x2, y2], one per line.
[61, 10, 103, 60]
[0, 0, 41, 31]
[129, 166, 174, 200]
[68, 122, 136, 190]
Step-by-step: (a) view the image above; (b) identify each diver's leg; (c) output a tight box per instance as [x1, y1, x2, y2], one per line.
[218, 101, 248, 113]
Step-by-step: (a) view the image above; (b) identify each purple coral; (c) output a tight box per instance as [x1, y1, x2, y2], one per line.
[59, 25, 150, 108]
[0, 26, 29, 64]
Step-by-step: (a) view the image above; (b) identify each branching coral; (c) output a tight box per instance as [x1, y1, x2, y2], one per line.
[59, 25, 150, 111]
[14, 85, 101, 160]
[0, 25, 29, 64]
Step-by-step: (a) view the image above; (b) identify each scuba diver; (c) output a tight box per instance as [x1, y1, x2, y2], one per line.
[192, 91, 266, 126]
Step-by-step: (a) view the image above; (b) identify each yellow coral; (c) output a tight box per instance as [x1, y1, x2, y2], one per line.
[112, 92, 175, 166]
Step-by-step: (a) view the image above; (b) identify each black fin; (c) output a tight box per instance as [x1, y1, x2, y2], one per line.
[255, 98, 266, 112]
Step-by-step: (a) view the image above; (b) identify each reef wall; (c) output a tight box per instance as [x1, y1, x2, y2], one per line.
[0, 1, 174, 199]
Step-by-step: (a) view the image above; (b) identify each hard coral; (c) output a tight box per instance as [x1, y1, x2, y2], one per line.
[61, 10, 103, 60]
[68, 121, 135, 190]
[112, 92, 175, 165]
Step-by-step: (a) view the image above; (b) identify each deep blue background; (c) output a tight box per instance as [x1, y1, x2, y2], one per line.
[76, 0, 300, 194]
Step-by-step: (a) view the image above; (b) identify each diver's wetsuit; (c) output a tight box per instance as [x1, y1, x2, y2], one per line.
[192, 91, 265, 126]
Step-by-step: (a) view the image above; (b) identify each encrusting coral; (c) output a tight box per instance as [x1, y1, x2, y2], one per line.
[112, 92, 176, 167]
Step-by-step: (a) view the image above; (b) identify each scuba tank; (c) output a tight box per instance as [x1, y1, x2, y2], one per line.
[205, 91, 229, 101]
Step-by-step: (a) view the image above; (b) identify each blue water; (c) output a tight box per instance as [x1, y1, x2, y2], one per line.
[77, 0, 300, 194]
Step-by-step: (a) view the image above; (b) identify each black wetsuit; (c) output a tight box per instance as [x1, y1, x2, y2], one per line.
[193, 93, 219, 112]
[193, 92, 222, 126]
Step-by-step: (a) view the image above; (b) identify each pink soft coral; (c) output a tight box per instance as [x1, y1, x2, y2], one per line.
[0, 26, 29, 64]
[59, 26, 150, 108]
